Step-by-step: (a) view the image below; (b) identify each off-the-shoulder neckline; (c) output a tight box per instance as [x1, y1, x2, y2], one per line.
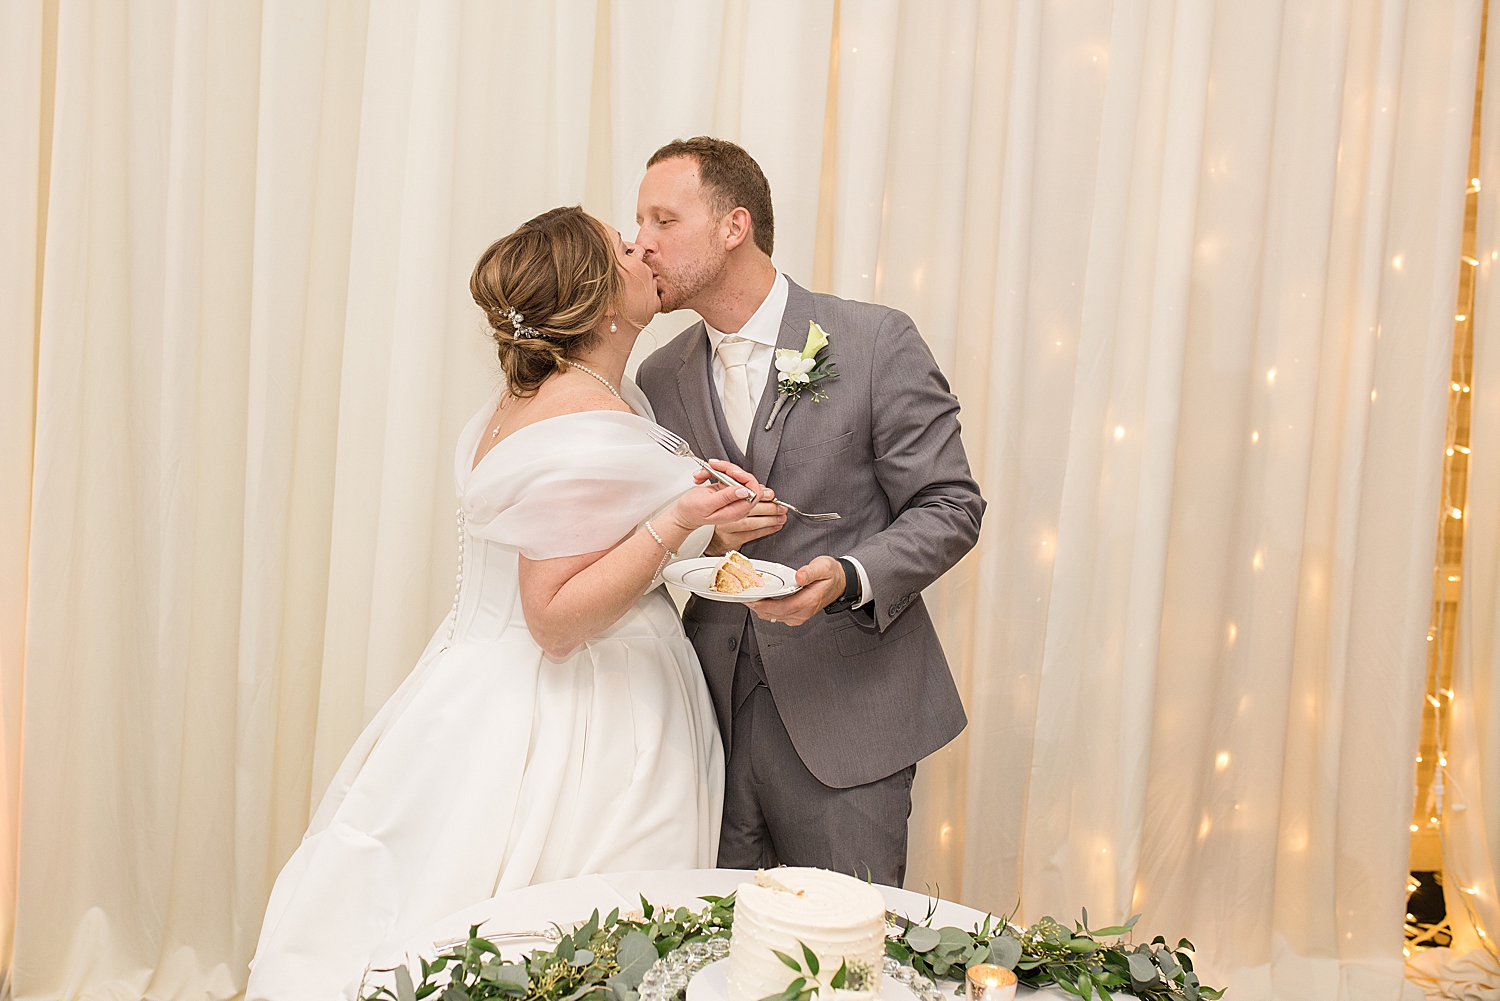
[469, 407, 654, 473]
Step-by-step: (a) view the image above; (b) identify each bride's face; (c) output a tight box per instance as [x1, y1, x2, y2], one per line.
[604, 223, 660, 333]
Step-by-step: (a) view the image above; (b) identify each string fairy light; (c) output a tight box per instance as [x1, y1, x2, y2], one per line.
[1407, 10, 1497, 960]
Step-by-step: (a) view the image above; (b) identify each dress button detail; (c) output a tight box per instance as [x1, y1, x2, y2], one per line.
[445, 507, 466, 647]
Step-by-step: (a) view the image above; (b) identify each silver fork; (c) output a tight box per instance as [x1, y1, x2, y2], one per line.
[646, 425, 842, 522]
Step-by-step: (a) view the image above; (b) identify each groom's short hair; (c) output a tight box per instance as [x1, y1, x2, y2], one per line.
[648, 137, 775, 256]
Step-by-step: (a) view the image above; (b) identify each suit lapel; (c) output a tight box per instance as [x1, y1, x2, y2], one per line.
[749, 279, 816, 486]
[674, 320, 728, 460]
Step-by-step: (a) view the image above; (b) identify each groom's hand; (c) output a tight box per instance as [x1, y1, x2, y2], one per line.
[694, 473, 787, 556]
[748, 556, 845, 627]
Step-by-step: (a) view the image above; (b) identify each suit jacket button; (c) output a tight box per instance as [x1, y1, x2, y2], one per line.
[888, 604, 900, 617]
[728, 637, 738, 651]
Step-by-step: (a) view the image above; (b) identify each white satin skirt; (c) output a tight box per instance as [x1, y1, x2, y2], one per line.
[245, 587, 723, 1001]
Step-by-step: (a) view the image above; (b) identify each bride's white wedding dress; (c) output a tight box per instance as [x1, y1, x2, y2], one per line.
[246, 382, 724, 1001]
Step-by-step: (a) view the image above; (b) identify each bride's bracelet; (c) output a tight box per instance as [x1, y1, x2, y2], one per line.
[644, 519, 677, 577]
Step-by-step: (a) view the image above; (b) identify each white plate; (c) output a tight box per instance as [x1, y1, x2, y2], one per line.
[663, 557, 802, 602]
[687, 959, 916, 1001]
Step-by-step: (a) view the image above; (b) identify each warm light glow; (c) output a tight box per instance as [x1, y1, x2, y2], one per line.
[1465, 887, 1480, 895]
[1439, 756, 1448, 767]
[1453, 508, 1464, 519]
[1393, 254, 1405, 269]
[1429, 694, 1444, 708]
[1411, 824, 1420, 832]
[1215, 752, 1230, 772]
[1266, 367, 1276, 384]
[1458, 445, 1471, 454]
[1198, 815, 1212, 840]
[1251, 431, 1259, 443]
[1464, 256, 1479, 266]
[1464, 385, 1472, 393]
[1472, 177, 1482, 190]
[1449, 448, 1456, 456]
[1450, 575, 1461, 582]
[1227, 622, 1238, 643]
[1453, 382, 1463, 391]
[1457, 314, 1468, 321]
[1253, 550, 1264, 571]
[1371, 390, 1378, 402]
[1441, 688, 1454, 699]
[1114, 426, 1125, 440]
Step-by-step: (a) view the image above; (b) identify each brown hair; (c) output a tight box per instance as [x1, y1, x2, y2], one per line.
[647, 137, 775, 256]
[469, 206, 624, 398]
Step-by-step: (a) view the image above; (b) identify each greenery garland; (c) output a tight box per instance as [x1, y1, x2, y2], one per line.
[885, 903, 1224, 1001]
[361, 892, 1223, 1001]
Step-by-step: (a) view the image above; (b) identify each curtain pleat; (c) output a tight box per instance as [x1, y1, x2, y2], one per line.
[0, 3, 1482, 999]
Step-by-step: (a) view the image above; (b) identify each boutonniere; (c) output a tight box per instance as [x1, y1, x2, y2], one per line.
[765, 321, 838, 430]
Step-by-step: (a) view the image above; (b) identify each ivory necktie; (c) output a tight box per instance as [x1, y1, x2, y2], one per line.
[716, 336, 757, 453]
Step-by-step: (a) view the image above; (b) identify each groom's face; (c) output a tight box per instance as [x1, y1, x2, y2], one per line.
[635, 157, 728, 313]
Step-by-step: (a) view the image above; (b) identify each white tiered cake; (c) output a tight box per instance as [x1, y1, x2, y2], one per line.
[726, 869, 886, 1001]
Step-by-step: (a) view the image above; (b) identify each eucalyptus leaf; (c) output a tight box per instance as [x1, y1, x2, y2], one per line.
[571, 948, 595, 968]
[905, 927, 942, 953]
[395, 967, 416, 1001]
[800, 943, 820, 976]
[439, 986, 468, 1001]
[615, 931, 657, 988]
[1126, 954, 1158, 985]
[495, 964, 530, 991]
[990, 936, 1022, 970]
[605, 974, 637, 1001]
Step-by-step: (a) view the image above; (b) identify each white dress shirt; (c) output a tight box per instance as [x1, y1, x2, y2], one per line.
[703, 273, 873, 609]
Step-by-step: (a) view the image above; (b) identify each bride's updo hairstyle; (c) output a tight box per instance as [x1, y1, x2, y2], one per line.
[470, 206, 625, 398]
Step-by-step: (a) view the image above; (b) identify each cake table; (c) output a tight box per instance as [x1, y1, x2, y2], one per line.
[373, 869, 1066, 1000]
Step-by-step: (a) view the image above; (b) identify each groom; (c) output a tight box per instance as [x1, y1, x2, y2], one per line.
[635, 138, 983, 886]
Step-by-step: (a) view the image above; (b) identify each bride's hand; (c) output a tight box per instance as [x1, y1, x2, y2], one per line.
[668, 460, 764, 531]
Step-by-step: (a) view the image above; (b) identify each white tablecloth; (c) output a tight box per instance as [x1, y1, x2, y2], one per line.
[375, 869, 1060, 999]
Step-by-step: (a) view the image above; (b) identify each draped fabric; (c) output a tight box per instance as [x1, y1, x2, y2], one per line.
[1438, 0, 1500, 980]
[0, 2, 1479, 1000]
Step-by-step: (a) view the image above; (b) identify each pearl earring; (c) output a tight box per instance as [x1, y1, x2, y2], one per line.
[610, 319, 617, 333]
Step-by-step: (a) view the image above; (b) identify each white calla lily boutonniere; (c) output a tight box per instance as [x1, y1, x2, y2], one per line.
[765, 321, 837, 430]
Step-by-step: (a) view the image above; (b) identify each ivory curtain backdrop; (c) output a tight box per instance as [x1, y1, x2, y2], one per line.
[0, 2, 1480, 1000]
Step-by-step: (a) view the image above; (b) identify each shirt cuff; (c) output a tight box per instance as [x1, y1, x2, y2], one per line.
[842, 555, 873, 608]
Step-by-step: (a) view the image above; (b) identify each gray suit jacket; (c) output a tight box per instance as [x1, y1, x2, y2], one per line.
[637, 279, 983, 788]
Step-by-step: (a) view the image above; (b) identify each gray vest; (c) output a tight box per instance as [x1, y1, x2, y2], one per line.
[702, 348, 770, 709]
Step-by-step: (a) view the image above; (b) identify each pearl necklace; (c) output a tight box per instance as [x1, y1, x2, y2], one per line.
[566, 360, 622, 399]
[485, 361, 622, 441]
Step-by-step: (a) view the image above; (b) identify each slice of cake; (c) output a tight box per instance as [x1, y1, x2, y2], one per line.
[726, 868, 886, 1001]
[711, 550, 764, 594]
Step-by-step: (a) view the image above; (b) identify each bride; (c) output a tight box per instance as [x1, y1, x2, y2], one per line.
[246, 206, 756, 1001]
